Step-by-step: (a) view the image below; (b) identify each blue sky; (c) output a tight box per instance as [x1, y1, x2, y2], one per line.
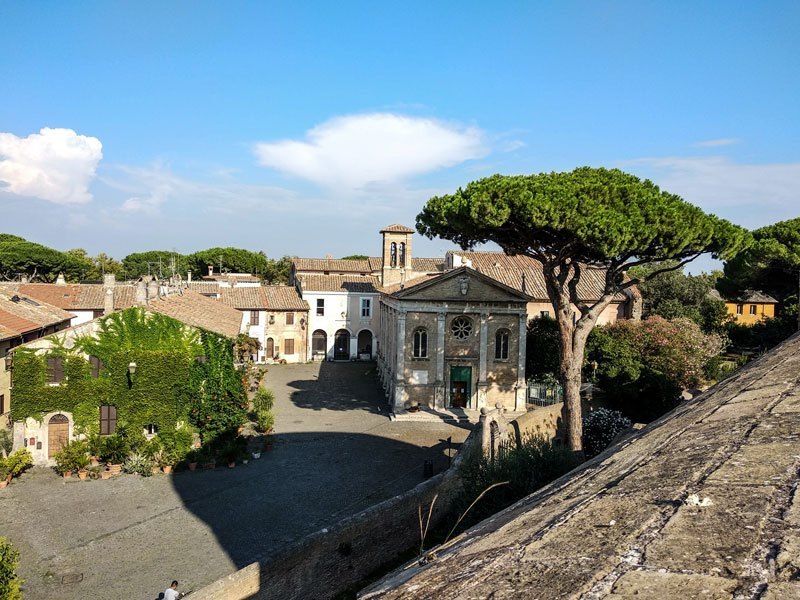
[1, 1, 798, 272]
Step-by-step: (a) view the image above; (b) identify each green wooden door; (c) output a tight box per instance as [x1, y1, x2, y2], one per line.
[450, 366, 472, 408]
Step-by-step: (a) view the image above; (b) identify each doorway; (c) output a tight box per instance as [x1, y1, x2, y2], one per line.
[334, 329, 350, 360]
[357, 330, 373, 359]
[48, 414, 69, 458]
[450, 366, 472, 408]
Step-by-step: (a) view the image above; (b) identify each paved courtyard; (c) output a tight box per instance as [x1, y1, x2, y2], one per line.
[0, 361, 471, 599]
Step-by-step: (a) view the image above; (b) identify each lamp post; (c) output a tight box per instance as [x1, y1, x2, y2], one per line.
[126, 361, 137, 388]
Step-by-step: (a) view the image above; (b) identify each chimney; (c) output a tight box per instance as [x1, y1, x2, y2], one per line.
[187, 270, 192, 285]
[103, 288, 114, 315]
[521, 272, 527, 294]
[136, 280, 147, 305]
[103, 273, 115, 288]
[56, 273, 66, 286]
[147, 279, 158, 301]
[208, 265, 214, 277]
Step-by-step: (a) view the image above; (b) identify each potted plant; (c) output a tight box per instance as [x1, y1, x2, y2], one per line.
[75, 452, 90, 480]
[54, 442, 85, 479]
[221, 441, 239, 468]
[101, 434, 129, 476]
[87, 433, 103, 466]
[186, 449, 199, 472]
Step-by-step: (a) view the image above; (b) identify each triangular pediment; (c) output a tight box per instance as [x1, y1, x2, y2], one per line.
[392, 267, 530, 303]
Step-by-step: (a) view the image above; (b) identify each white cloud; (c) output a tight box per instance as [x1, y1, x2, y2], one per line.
[619, 155, 800, 226]
[0, 127, 102, 204]
[104, 163, 300, 215]
[253, 113, 487, 190]
[692, 138, 741, 148]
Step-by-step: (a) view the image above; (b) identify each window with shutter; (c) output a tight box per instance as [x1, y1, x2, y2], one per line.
[89, 355, 103, 378]
[46, 356, 65, 384]
[250, 311, 260, 326]
[100, 405, 117, 435]
[286, 312, 294, 325]
[284, 338, 295, 355]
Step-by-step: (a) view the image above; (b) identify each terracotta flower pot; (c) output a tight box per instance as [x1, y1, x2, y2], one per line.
[0, 480, 8, 489]
[188, 462, 198, 472]
[227, 461, 236, 468]
[63, 470, 72, 479]
[90, 457, 100, 467]
[162, 465, 173, 474]
[204, 462, 216, 470]
[78, 470, 88, 480]
[101, 470, 112, 480]
[152, 465, 161, 474]
[106, 463, 122, 476]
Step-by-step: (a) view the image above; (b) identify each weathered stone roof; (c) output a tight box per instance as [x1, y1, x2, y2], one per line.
[292, 256, 444, 275]
[380, 224, 415, 233]
[363, 333, 800, 599]
[0, 282, 137, 310]
[296, 274, 381, 294]
[452, 251, 635, 302]
[146, 289, 243, 339]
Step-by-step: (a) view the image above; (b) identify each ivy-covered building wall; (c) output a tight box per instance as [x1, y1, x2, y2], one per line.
[10, 307, 246, 464]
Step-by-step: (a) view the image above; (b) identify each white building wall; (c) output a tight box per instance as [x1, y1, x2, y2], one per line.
[304, 291, 381, 360]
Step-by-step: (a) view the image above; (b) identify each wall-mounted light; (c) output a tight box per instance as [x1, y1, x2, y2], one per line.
[128, 361, 137, 375]
[4, 353, 12, 371]
[341, 312, 346, 319]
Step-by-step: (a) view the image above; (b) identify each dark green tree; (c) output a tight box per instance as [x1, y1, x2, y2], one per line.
[629, 260, 728, 333]
[0, 238, 86, 282]
[526, 316, 560, 379]
[340, 254, 369, 260]
[721, 217, 800, 329]
[417, 167, 749, 451]
[121, 251, 188, 280]
[186, 247, 270, 278]
[66, 248, 125, 281]
[263, 255, 293, 284]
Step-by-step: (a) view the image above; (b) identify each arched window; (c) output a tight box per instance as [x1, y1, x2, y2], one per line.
[451, 317, 473, 340]
[399, 242, 406, 267]
[495, 329, 510, 360]
[390, 242, 397, 267]
[413, 328, 428, 358]
[312, 330, 327, 355]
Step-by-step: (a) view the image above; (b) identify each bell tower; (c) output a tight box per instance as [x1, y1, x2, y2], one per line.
[380, 224, 414, 287]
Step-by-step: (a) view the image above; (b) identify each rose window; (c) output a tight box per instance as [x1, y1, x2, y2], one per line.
[451, 317, 473, 340]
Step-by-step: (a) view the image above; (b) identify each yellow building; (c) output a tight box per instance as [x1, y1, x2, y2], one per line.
[711, 289, 778, 325]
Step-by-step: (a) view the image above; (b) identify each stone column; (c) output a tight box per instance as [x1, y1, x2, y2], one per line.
[477, 311, 489, 410]
[515, 311, 528, 411]
[394, 310, 407, 410]
[435, 311, 446, 409]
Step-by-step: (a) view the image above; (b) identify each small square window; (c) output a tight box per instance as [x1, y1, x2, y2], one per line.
[540, 310, 550, 318]
[286, 312, 294, 325]
[316, 299, 325, 316]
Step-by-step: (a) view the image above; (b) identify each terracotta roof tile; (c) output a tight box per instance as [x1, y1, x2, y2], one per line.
[188, 281, 221, 294]
[452, 252, 631, 301]
[411, 257, 445, 272]
[262, 286, 309, 311]
[292, 258, 374, 273]
[0, 283, 137, 310]
[297, 274, 381, 293]
[380, 224, 415, 233]
[219, 287, 268, 309]
[0, 289, 74, 341]
[146, 289, 242, 339]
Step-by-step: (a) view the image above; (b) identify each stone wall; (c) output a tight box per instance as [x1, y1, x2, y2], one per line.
[191, 428, 480, 600]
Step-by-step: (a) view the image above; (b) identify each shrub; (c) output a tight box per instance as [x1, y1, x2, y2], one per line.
[0, 536, 23, 600]
[0, 430, 12, 457]
[122, 452, 154, 477]
[253, 388, 275, 413]
[159, 426, 194, 464]
[456, 433, 580, 531]
[6, 449, 33, 478]
[587, 317, 724, 422]
[255, 409, 274, 434]
[53, 441, 89, 474]
[582, 408, 631, 459]
[100, 434, 130, 464]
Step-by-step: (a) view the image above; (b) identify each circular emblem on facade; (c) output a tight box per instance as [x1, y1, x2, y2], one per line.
[451, 316, 473, 340]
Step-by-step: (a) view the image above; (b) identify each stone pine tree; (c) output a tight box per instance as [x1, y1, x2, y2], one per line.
[721, 217, 800, 329]
[416, 167, 749, 452]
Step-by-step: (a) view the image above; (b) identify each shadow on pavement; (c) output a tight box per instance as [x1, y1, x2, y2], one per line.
[285, 360, 387, 412]
[170, 430, 460, 572]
